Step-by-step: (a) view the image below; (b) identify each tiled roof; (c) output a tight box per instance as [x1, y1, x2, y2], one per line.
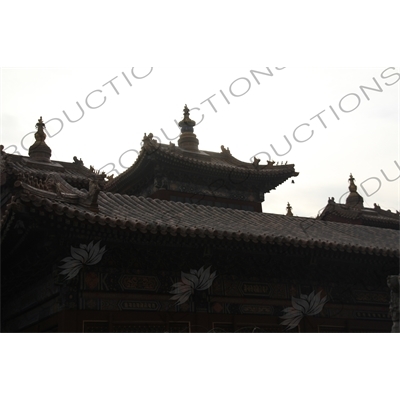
[319, 202, 399, 229]
[2, 153, 101, 187]
[105, 137, 298, 193]
[5, 181, 399, 257]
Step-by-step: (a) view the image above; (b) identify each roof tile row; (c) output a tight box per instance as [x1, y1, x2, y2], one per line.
[6, 184, 399, 257]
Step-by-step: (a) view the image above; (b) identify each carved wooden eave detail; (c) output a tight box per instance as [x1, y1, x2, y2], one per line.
[105, 141, 299, 194]
[14, 173, 102, 212]
[0, 149, 106, 193]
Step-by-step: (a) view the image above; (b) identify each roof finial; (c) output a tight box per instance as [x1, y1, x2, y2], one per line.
[346, 173, 364, 209]
[35, 116, 47, 142]
[178, 105, 199, 152]
[183, 104, 190, 118]
[348, 173, 357, 193]
[29, 116, 52, 162]
[286, 202, 293, 216]
[178, 105, 196, 133]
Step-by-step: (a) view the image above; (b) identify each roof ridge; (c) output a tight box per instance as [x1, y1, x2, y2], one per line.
[9, 186, 399, 257]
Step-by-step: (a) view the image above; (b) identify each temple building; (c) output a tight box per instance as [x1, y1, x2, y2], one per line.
[1, 108, 399, 333]
[105, 106, 298, 211]
[318, 174, 399, 231]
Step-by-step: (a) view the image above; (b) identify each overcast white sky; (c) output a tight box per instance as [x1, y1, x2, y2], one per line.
[1, 67, 399, 217]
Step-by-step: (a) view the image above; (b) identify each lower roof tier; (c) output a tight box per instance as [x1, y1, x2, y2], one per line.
[3, 179, 399, 258]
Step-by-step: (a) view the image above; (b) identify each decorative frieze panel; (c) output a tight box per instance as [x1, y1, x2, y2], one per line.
[213, 279, 289, 300]
[83, 272, 161, 293]
[353, 290, 389, 304]
[353, 311, 390, 320]
[119, 275, 160, 292]
[84, 298, 100, 310]
[100, 299, 120, 311]
[240, 305, 274, 315]
[119, 300, 161, 312]
[211, 302, 225, 313]
[241, 282, 271, 296]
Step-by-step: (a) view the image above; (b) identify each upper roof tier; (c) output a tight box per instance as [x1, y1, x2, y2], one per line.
[105, 106, 299, 209]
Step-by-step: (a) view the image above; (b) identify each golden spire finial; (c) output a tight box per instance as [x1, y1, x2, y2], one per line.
[348, 173, 357, 193]
[178, 105, 199, 151]
[34, 116, 47, 142]
[29, 116, 52, 162]
[346, 173, 364, 209]
[178, 105, 196, 133]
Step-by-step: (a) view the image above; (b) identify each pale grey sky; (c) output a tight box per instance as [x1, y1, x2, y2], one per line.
[1, 67, 399, 217]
